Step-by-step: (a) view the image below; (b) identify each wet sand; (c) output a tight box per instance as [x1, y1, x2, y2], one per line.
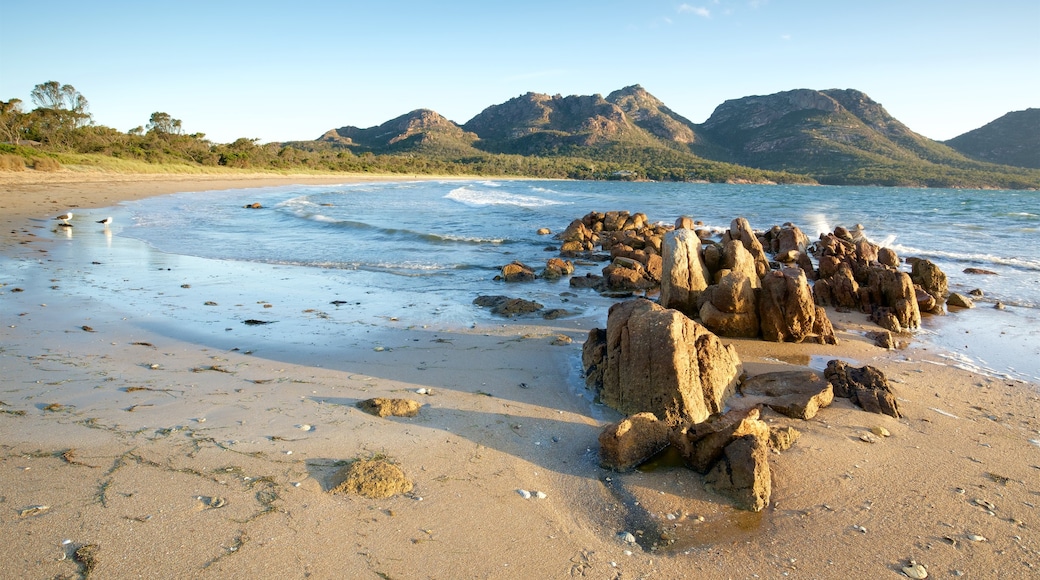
[1, 170, 1038, 579]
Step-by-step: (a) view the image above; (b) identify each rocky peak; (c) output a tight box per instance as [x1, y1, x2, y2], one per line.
[702, 89, 842, 132]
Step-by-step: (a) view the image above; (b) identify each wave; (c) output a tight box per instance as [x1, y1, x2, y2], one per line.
[889, 244, 1040, 273]
[444, 186, 567, 208]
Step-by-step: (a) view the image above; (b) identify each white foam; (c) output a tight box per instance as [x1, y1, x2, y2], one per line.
[445, 187, 567, 208]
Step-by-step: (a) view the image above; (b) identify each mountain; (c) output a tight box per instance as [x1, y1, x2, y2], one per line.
[315, 87, 1040, 189]
[320, 109, 478, 154]
[944, 109, 1040, 169]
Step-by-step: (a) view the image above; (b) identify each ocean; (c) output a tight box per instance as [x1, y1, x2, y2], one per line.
[47, 179, 1040, 382]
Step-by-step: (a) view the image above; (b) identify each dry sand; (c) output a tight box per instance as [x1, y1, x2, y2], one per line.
[1, 170, 1038, 579]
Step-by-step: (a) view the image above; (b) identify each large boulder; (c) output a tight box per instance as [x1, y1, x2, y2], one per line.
[585, 299, 742, 425]
[718, 240, 761, 288]
[813, 262, 860, 309]
[824, 360, 900, 418]
[541, 257, 574, 280]
[598, 412, 671, 471]
[500, 261, 536, 282]
[704, 434, 772, 512]
[758, 267, 818, 343]
[865, 267, 922, 330]
[737, 371, 834, 420]
[659, 228, 711, 316]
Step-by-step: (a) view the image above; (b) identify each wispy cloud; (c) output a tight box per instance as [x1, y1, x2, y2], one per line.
[780, 34, 791, 41]
[678, 4, 711, 18]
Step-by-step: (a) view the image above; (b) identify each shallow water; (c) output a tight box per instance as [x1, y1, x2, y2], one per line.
[33, 179, 1040, 382]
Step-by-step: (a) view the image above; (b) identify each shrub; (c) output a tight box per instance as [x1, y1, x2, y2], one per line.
[0, 154, 26, 171]
[33, 157, 62, 171]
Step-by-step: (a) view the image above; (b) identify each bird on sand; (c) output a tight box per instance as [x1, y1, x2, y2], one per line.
[97, 217, 112, 227]
[54, 212, 73, 225]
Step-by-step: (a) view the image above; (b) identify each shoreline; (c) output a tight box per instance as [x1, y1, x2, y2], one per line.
[1, 171, 1037, 578]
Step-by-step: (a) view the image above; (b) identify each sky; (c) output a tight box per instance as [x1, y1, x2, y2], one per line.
[1, 0, 1037, 144]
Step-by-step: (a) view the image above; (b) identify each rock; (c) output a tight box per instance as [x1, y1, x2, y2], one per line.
[824, 360, 900, 418]
[541, 257, 574, 279]
[768, 425, 800, 451]
[536, 227, 552, 235]
[659, 228, 711, 316]
[670, 407, 769, 473]
[725, 217, 770, 279]
[914, 285, 937, 313]
[243, 202, 263, 209]
[501, 261, 536, 282]
[675, 216, 695, 230]
[704, 434, 771, 512]
[698, 270, 760, 338]
[964, 267, 997, 275]
[877, 247, 900, 269]
[869, 330, 895, 349]
[473, 295, 543, 317]
[814, 263, 860, 309]
[718, 240, 761, 288]
[947, 292, 976, 309]
[776, 223, 809, 257]
[598, 412, 671, 471]
[569, 273, 605, 290]
[589, 298, 742, 425]
[582, 328, 608, 394]
[356, 398, 421, 418]
[758, 267, 818, 343]
[812, 306, 838, 345]
[330, 459, 413, 499]
[910, 259, 948, 305]
[864, 267, 922, 328]
[738, 371, 834, 420]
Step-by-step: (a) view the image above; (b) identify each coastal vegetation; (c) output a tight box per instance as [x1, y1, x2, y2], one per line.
[2, 81, 1037, 189]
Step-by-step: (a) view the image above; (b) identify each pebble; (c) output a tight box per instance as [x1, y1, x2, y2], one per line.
[618, 532, 637, 544]
[415, 388, 429, 395]
[902, 560, 928, 579]
[853, 525, 867, 533]
[859, 432, 879, 444]
[966, 533, 987, 542]
[871, 426, 891, 437]
[297, 424, 313, 431]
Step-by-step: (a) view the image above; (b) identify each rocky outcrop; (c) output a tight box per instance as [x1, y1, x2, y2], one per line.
[824, 360, 900, 418]
[723, 217, 769, 279]
[698, 270, 760, 338]
[598, 412, 671, 471]
[583, 299, 742, 425]
[910, 259, 948, 311]
[473, 295, 543, 317]
[500, 261, 536, 282]
[947, 292, 975, 308]
[541, 257, 574, 280]
[659, 227, 711, 316]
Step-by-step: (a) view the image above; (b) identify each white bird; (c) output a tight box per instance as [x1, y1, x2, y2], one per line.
[54, 211, 73, 224]
[97, 217, 112, 226]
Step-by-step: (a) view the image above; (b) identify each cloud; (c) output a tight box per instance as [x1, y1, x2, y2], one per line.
[678, 4, 711, 18]
[781, 34, 791, 41]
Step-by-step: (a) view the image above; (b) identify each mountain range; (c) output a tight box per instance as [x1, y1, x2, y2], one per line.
[315, 85, 1039, 189]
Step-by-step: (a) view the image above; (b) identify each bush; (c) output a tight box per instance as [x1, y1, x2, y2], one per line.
[32, 157, 62, 171]
[0, 154, 26, 171]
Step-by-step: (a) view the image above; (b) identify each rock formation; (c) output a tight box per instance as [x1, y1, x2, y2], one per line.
[598, 412, 671, 471]
[824, 360, 900, 418]
[659, 227, 711, 316]
[583, 298, 742, 425]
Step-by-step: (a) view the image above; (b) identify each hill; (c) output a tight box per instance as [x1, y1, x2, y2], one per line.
[944, 109, 1040, 169]
[314, 87, 1040, 189]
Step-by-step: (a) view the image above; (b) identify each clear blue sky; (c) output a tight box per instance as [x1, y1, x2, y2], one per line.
[1, 0, 1037, 144]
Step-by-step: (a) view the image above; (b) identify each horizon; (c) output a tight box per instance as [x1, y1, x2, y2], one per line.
[1, 0, 1037, 144]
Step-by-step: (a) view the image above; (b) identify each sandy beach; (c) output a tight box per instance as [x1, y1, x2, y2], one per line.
[1, 170, 1038, 579]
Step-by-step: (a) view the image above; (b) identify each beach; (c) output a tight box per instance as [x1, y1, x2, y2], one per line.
[1, 171, 1038, 579]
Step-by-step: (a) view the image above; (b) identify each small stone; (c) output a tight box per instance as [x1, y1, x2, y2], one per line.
[966, 533, 986, 542]
[871, 426, 891, 437]
[619, 531, 637, 544]
[860, 432, 879, 443]
[901, 560, 928, 579]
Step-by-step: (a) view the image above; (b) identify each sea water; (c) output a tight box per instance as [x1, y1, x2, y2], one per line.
[56, 179, 1040, 382]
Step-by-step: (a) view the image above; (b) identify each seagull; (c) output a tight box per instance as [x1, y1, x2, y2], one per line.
[97, 217, 113, 227]
[54, 211, 73, 224]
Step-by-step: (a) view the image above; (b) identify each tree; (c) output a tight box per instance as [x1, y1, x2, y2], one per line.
[30, 81, 90, 128]
[0, 99, 25, 142]
[146, 111, 182, 136]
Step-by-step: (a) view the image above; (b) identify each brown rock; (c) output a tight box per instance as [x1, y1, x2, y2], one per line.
[356, 398, 422, 418]
[738, 371, 834, 420]
[877, 247, 900, 269]
[910, 259, 948, 304]
[758, 267, 817, 343]
[824, 360, 900, 418]
[598, 412, 671, 471]
[947, 292, 976, 309]
[768, 425, 801, 451]
[659, 228, 711, 316]
[704, 434, 771, 512]
[670, 407, 769, 473]
[541, 257, 574, 279]
[596, 299, 742, 425]
[726, 217, 770, 279]
[698, 270, 760, 338]
[501, 261, 536, 282]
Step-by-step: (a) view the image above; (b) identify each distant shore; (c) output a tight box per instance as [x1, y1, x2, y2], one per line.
[1, 169, 1037, 578]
